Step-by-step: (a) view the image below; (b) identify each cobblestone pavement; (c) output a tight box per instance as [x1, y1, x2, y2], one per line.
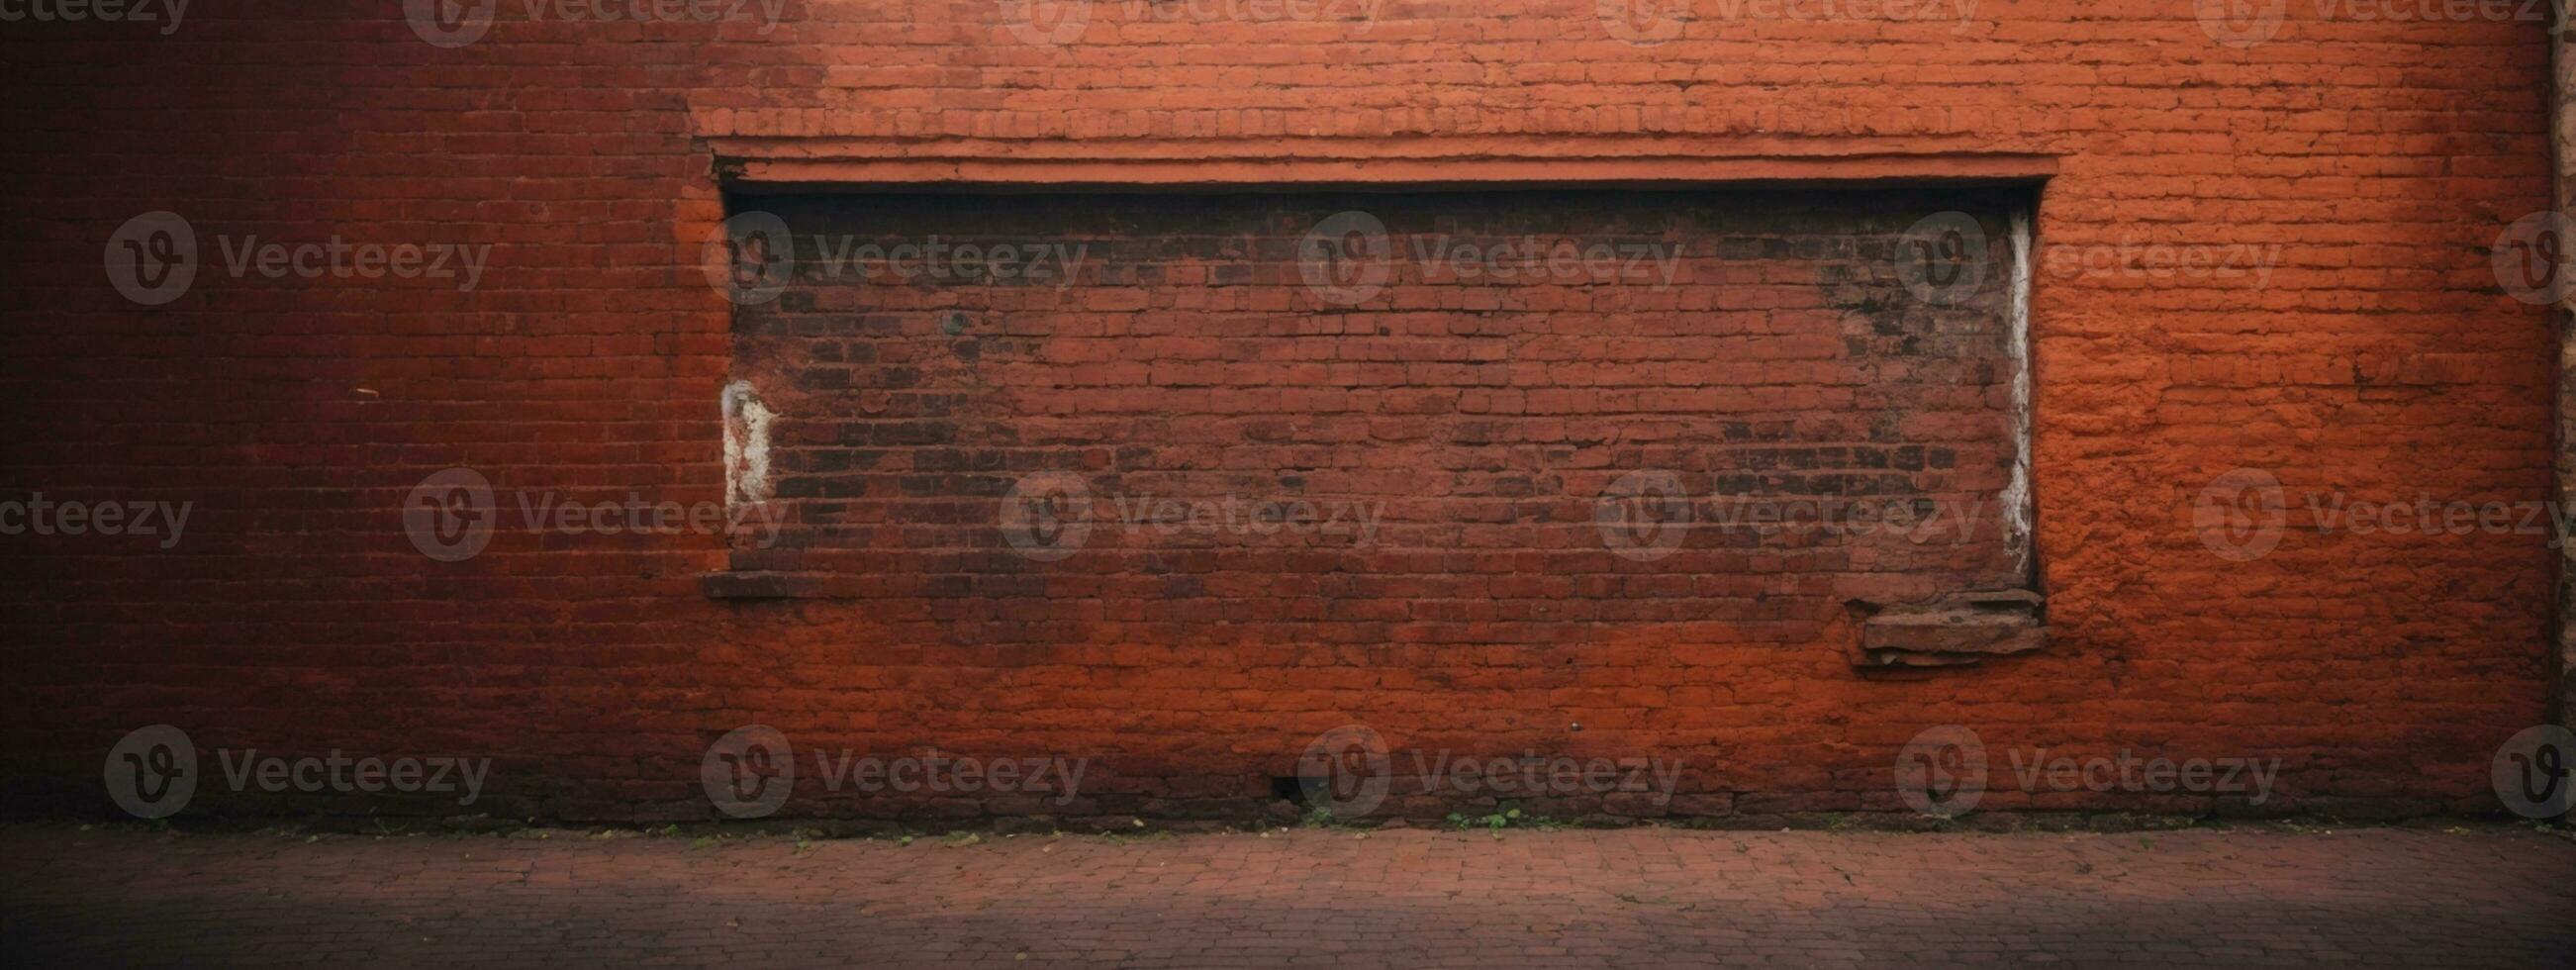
[4, 823, 2571, 968]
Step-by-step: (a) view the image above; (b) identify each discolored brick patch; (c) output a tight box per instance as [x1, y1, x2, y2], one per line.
[4, 824, 2570, 968]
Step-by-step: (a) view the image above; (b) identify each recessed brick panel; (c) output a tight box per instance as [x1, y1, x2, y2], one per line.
[726, 190, 2024, 639]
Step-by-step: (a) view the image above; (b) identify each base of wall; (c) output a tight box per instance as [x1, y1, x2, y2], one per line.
[0, 803, 2528, 839]
[0, 782, 2520, 832]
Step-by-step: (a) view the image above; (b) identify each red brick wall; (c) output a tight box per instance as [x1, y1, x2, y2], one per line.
[0, 3, 2558, 824]
[2553, 13, 2573, 760]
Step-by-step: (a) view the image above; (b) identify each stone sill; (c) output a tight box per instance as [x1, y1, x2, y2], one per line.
[1851, 589, 2047, 670]
[704, 136, 2061, 192]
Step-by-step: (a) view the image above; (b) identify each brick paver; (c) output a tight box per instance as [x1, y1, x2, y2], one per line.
[4, 824, 2571, 968]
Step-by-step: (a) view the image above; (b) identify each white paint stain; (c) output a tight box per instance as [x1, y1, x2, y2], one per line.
[722, 380, 774, 512]
[2003, 206, 2036, 583]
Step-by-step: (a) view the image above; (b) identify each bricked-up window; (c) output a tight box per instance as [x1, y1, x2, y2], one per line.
[714, 190, 2031, 654]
